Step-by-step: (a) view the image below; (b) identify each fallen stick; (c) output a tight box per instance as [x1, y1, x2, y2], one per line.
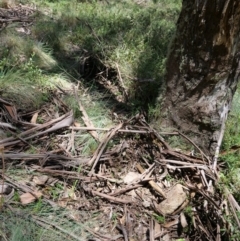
[1, 153, 83, 162]
[88, 123, 123, 172]
[136, 163, 167, 199]
[0, 111, 73, 147]
[116, 62, 128, 102]
[91, 190, 133, 204]
[70, 126, 155, 134]
[73, 85, 100, 142]
[177, 131, 210, 163]
[110, 184, 143, 197]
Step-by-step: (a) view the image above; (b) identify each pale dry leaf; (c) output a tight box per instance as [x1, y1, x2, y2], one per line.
[180, 212, 188, 228]
[47, 113, 74, 132]
[162, 233, 171, 241]
[32, 175, 49, 186]
[74, 121, 81, 127]
[20, 191, 42, 205]
[142, 200, 151, 208]
[157, 184, 188, 215]
[123, 172, 141, 184]
[30, 112, 38, 124]
[154, 222, 161, 236]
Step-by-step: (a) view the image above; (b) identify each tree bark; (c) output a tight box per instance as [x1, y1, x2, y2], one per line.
[160, 0, 240, 155]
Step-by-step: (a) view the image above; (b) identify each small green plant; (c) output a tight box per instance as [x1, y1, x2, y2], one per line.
[153, 213, 165, 224]
[165, 173, 174, 182]
[32, 198, 44, 213]
[12, 191, 20, 202]
[184, 205, 193, 218]
[50, 183, 64, 201]
[111, 212, 118, 221]
[23, 54, 42, 79]
[71, 165, 82, 193]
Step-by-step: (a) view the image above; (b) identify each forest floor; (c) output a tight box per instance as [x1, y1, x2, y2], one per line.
[0, 2, 240, 241]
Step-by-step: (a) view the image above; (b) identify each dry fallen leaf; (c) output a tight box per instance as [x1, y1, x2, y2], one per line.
[123, 172, 141, 184]
[180, 212, 188, 228]
[31, 112, 39, 124]
[74, 121, 81, 127]
[156, 184, 187, 215]
[33, 175, 49, 186]
[20, 191, 42, 205]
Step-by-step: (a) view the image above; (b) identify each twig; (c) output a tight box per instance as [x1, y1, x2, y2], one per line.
[163, 149, 205, 163]
[0, 111, 73, 148]
[92, 190, 133, 204]
[116, 224, 128, 241]
[0, 122, 16, 129]
[36, 168, 124, 184]
[138, 119, 171, 150]
[83, 20, 102, 45]
[84, 226, 122, 241]
[70, 126, 152, 134]
[0, 229, 8, 241]
[73, 85, 100, 142]
[149, 218, 154, 241]
[115, 63, 128, 102]
[154, 230, 169, 239]
[226, 188, 240, 228]
[0, 17, 32, 22]
[2, 175, 56, 207]
[0, 147, 5, 210]
[136, 163, 166, 199]
[110, 184, 143, 197]
[88, 123, 123, 172]
[1, 152, 85, 163]
[178, 131, 210, 163]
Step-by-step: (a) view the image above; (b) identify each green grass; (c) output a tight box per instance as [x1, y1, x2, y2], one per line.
[63, 90, 113, 156]
[27, 0, 181, 108]
[1, 0, 181, 113]
[215, 88, 240, 240]
[0, 204, 92, 241]
[219, 87, 240, 206]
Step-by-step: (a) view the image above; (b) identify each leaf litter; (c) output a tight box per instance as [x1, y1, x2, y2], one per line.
[0, 85, 240, 241]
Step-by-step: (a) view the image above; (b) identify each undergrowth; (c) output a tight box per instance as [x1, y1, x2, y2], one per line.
[220, 87, 240, 204]
[0, 203, 91, 241]
[21, 0, 181, 110]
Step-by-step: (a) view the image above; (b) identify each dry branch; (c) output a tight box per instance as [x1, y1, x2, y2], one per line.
[136, 163, 166, 199]
[0, 111, 73, 148]
[91, 190, 133, 204]
[88, 123, 123, 171]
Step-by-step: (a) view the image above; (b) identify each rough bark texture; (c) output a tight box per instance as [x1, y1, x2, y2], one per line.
[161, 0, 240, 155]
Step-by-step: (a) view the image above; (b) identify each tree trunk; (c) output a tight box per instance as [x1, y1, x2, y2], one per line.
[160, 0, 240, 155]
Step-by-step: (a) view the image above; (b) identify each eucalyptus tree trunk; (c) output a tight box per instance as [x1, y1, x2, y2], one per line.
[160, 0, 240, 155]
